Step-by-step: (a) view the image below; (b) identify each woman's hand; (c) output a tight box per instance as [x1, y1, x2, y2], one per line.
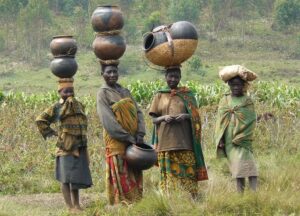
[46, 131, 58, 140]
[136, 134, 144, 145]
[164, 115, 175, 123]
[218, 139, 225, 148]
[152, 115, 176, 124]
[174, 114, 190, 122]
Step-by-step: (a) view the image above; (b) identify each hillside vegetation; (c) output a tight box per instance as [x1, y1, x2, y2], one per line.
[0, 0, 300, 94]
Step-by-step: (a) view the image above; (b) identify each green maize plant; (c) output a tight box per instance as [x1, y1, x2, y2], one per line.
[0, 81, 299, 110]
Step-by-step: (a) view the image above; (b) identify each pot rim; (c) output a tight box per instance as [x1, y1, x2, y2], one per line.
[132, 143, 155, 151]
[143, 32, 155, 52]
[53, 55, 76, 59]
[52, 35, 74, 39]
[96, 5, 120, 9]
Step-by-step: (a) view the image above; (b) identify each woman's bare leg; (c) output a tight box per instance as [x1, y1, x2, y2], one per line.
[71, 189, 83, 211]
[61, 183, 73, 209]
[249, 176, 258, 191]
[236, 178, 245, 193]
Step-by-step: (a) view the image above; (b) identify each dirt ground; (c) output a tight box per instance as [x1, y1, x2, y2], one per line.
[0, 193, 101, 216]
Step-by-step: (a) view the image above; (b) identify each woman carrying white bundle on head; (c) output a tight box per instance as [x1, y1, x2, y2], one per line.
[215, 65, 258, 193]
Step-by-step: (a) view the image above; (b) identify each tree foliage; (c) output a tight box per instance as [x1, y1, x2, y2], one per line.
[167, 0, 202, 22]
[0, 0, 299, 65]
[17, 0, 52, 63]
[275, 0, 300, 27]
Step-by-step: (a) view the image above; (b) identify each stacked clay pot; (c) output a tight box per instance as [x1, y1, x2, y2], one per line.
[143, 21, 198, 67]
[50, 35, 78, 78]
[91, 5, 126, 61]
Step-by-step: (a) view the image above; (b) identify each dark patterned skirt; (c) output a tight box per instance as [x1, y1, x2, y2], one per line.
[56, 147, 92, 190]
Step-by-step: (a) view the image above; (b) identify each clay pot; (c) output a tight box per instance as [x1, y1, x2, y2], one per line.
[143, 21, 198, 67]
[125, 143, 157, 170]
[50, 57, 78, 78]
[92, 35, 126, 60]
[50, 35, 77, 57]
[91, 5, 124, 32]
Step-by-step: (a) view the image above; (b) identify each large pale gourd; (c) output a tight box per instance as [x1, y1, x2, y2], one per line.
[143, 21, 198, 67]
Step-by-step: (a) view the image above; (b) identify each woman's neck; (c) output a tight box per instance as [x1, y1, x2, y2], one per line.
[231, 93, 244, 97]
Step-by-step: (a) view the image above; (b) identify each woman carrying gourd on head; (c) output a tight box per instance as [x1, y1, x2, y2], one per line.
[149, 66, 208, 198]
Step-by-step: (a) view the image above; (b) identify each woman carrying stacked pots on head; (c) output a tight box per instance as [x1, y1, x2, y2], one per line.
[92, 6, 146, 205]
[36, 35, 92, 213]
[145, 22, 208, 197]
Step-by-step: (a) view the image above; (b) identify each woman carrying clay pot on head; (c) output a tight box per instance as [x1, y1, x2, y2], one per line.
[96, 60, 146, 205]
[215, 65, 258, 193]
[149, 66, 208, 198]
[36, 78, 92, 213]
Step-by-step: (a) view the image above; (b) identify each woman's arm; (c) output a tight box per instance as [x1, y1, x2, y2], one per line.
[35, 104, 58, 140]
[97, 90, 136, 144]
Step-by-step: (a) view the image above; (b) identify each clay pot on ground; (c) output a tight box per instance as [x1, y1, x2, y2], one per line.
[50, 35, 77, 57]
[125, 143, 157, 170]
[50, 57, 78, 78]
[92, 35, 126, 60]
[91, 5, 124, 32]
[143, 21, 198, 67]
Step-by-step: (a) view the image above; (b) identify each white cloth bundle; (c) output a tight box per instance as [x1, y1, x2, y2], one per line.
[219, 65, 257, 82]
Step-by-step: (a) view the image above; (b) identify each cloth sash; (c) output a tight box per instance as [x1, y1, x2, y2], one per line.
[104, 98, 138, 157]
[214, 94, 256, 158]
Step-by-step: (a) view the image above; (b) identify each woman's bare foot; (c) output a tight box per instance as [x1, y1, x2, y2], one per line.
[74, 205, 83, 211]
[69, 206, 83, 214]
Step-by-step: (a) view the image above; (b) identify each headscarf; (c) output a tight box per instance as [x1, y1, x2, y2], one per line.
[58, 78, 74, 91]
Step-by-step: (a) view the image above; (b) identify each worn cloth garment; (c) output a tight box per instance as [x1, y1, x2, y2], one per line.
[149, 92, 193, 151]
[36, 97, 92, 188]
[215, 94, 258, 178]
[97, 83, 145, 205]
[97, 83, 145, 157]
[56, 147, 92, 189]
[158, 150, 198, 194]
[106, 155, 143, 205]
[36, 97, 87, 154]
[150, 87, 208, 187]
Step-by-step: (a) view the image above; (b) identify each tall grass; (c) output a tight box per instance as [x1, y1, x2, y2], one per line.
[0, 81, 299, 215]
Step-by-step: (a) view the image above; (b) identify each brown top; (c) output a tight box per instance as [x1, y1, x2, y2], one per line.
[149, 92, 193, 152]
[97, 83, 145, 156]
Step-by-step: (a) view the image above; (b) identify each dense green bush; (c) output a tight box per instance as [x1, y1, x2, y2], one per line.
[275, 0, 300, 27]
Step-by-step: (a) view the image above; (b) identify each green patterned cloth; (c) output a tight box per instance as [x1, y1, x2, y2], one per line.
[215, 94, 258, 178]
[158, 150, 198, 194]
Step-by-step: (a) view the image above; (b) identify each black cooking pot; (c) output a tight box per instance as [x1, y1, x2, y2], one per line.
[125, 143, 157, 170]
